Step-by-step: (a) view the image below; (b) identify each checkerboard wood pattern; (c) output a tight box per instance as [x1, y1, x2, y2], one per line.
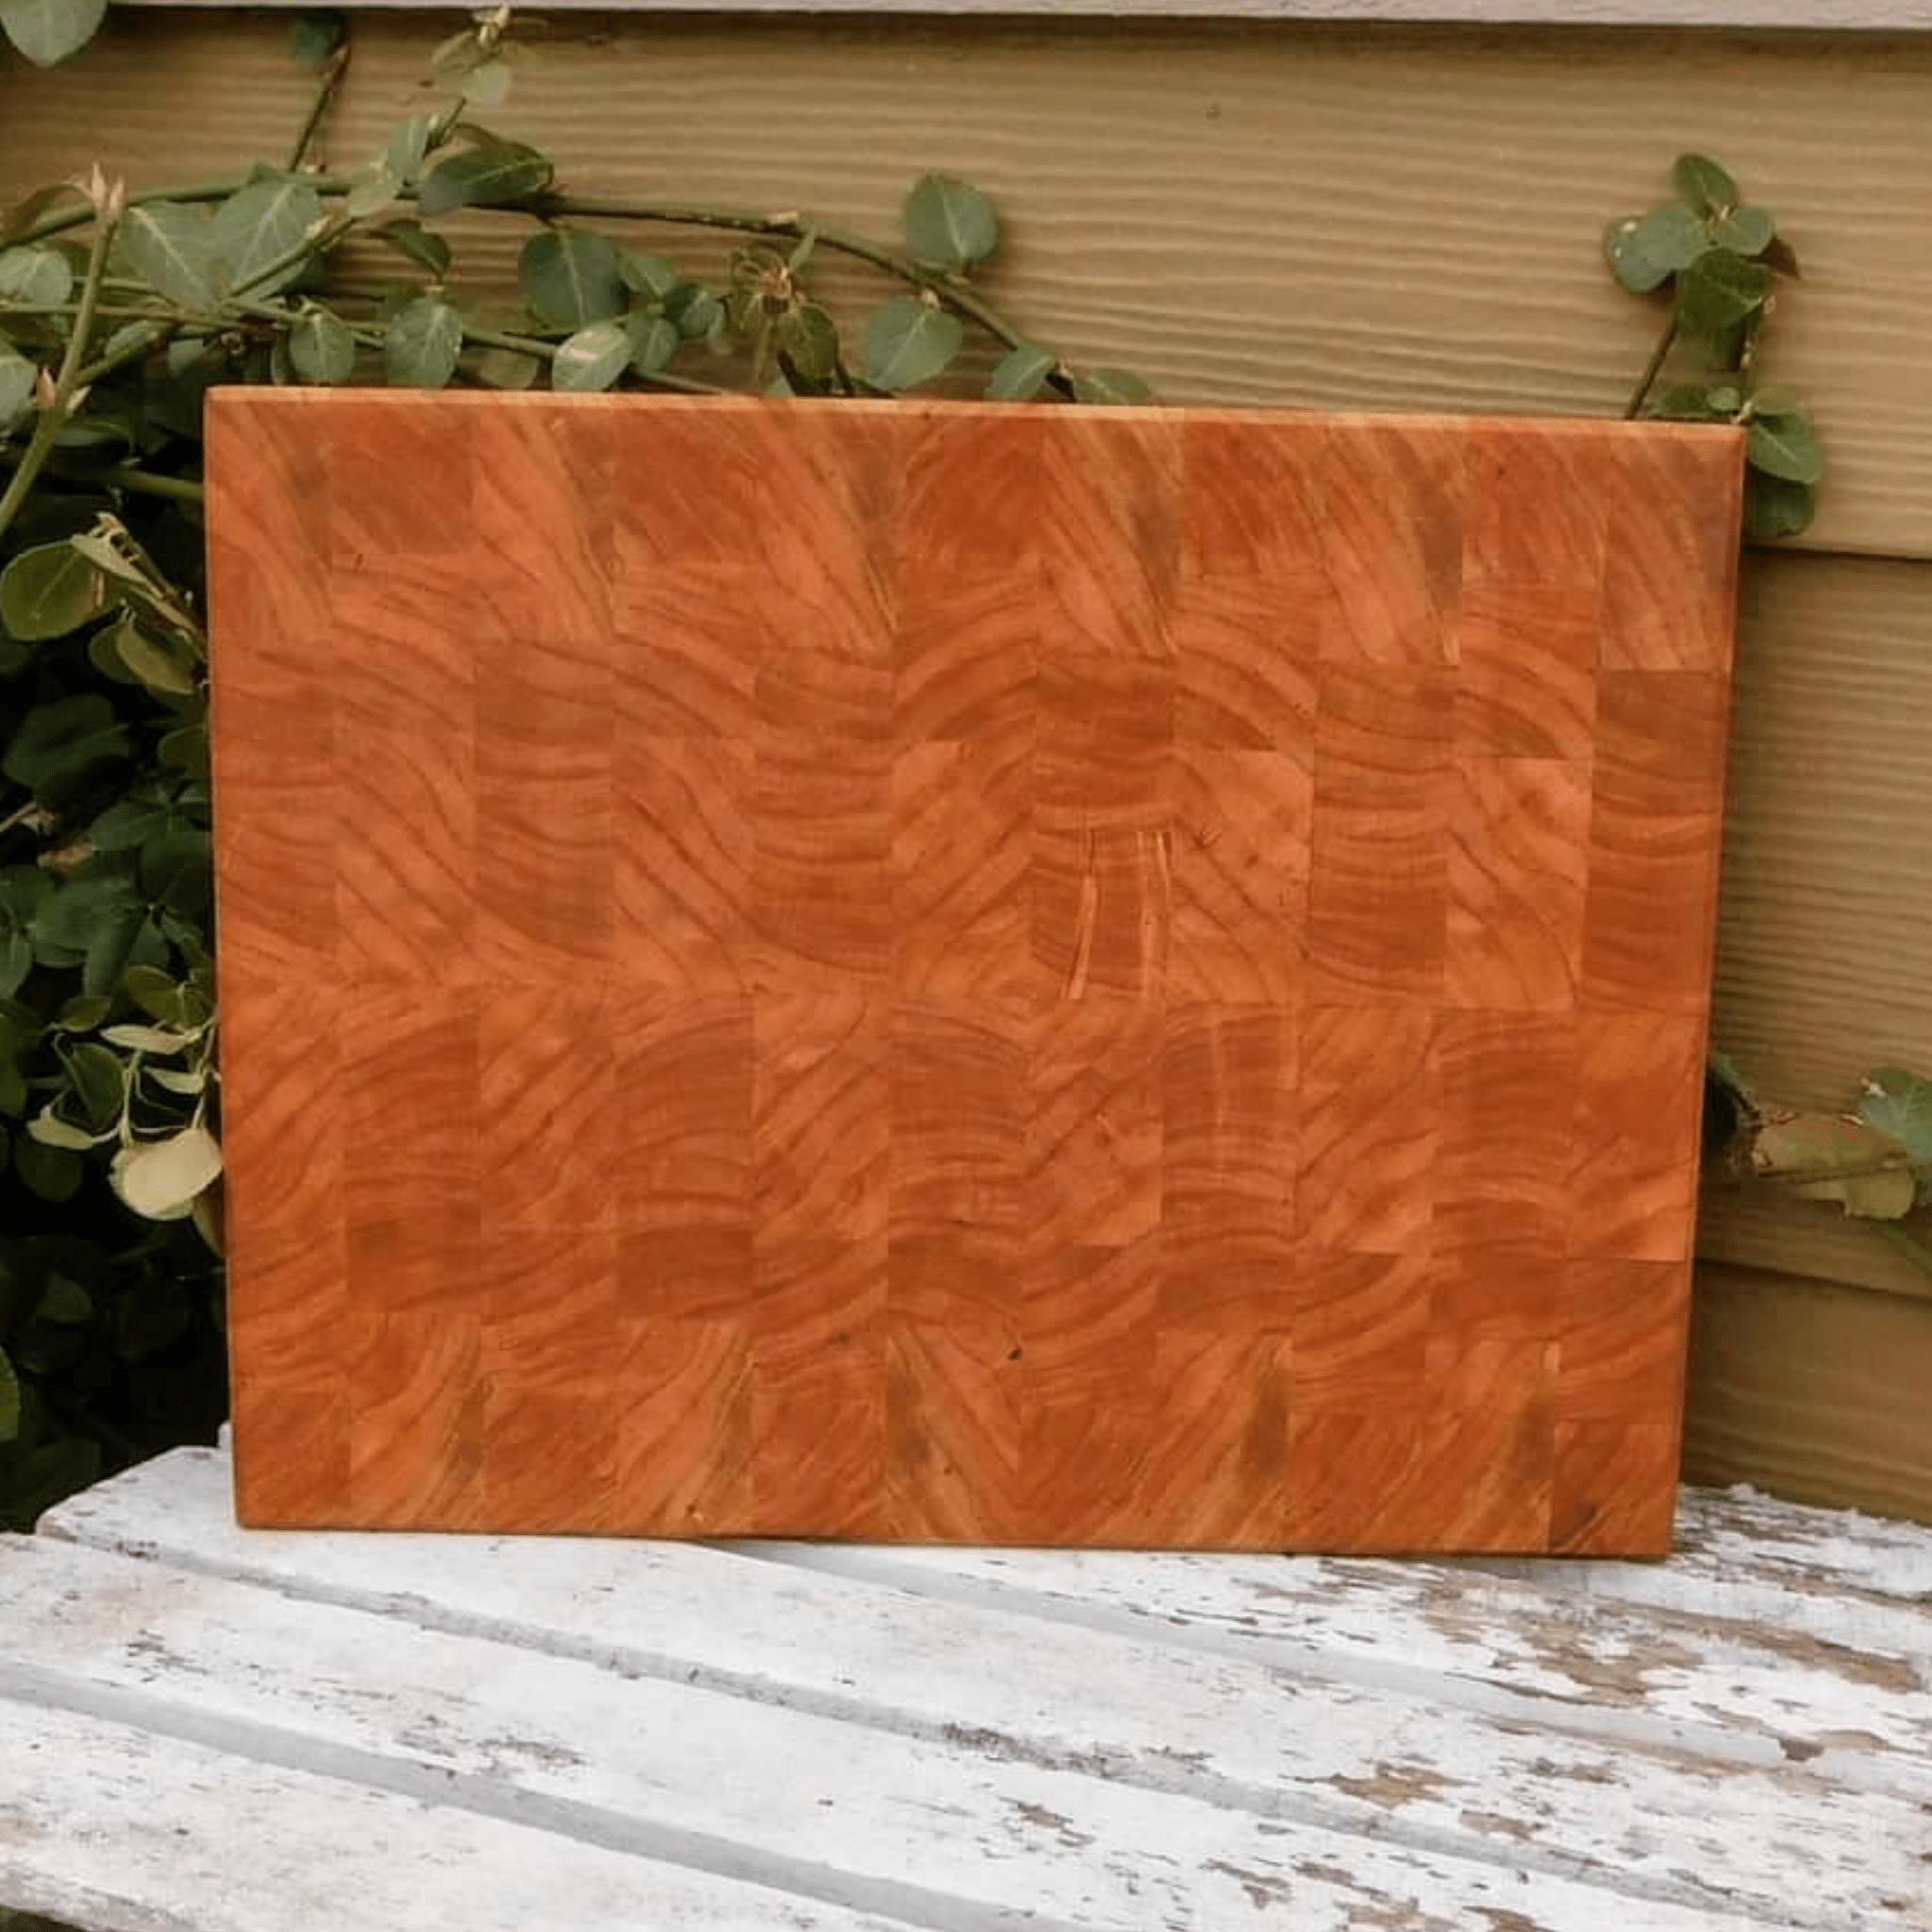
[207, 391, 1741, 1553]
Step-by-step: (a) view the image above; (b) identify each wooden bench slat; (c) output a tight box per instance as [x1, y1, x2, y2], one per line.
[0, 1530, 1818, 1932]
[0, 1699, 924, 1932]
[29, 1450, 1932, 1926]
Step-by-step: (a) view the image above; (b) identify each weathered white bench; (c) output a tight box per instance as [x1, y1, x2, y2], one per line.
[4, 1445, 1929, 1931]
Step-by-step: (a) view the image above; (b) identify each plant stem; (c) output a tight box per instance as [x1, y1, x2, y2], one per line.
[288, 41, 352, 175]
[0, 191, 121, 546]
[546, 196, 1030, 351]
[1624, 313, 1677, 420]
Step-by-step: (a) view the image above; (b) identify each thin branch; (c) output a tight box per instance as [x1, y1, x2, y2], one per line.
[288, 42, 352, 175]
[1624, 312, 1677, 420]
[0, 180, 122, 545]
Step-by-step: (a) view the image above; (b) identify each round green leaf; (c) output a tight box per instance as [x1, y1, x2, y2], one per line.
[383, 113, 435, 185]
[1710, 204, 1776, 257]
[288, 8, 345, 72]
[14, 1133, 80, 1201]
[116, 201, 220, 308]
[210, 177, 325, 297]
[115, 1124, 223, 1219]
[417, 140, 553, 219]
[0, 0, 108, 66]
[0, 541, 107, 642]
[1672, 153, 1740, 216]
[1742, 471, 1815, 542]
[625, 314, 679, 376]
[1604, 203, 1710, 294]
[988, 341, 1056, 403]
[28, 1106, 97, 1151]
[3, 694, 130, 799]
[1857, 1068, 1932, 1172]
[1652, 382, 1740, 423]
[1072, 367, 1155, 407]
[1753, 1111, 1916, 1220]
[775, 303, 841, 384]
[288, 307, 358, 386]
[0, 342, 34, 426]
[0, 242, 74, 306]
[621, 252, 681, 302]
[1674, 248, 1773, 344]
[463, 56, 513, 109]
[383, 295, 463, 390]
[1746, 413, 1824, 486]
[550, 318, 630, 392]
[860, 296, 963, 392]
[520, 228, 626, 331]
[904, 174, 999, 268]
[344, 163, 401, 221]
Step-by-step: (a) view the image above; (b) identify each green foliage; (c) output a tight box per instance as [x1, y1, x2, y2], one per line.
[1606, 153, 1823, 541]
[0, 0, 106, 67]
[1714, 1061, 1932, 1288]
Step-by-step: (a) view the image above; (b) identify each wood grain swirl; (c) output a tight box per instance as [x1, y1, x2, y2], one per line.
[210, 391, 1740, 1553]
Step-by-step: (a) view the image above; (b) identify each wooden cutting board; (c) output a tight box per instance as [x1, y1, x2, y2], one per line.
[206, 391, 1742, 1554]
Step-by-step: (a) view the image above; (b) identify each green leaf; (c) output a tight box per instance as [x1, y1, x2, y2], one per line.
[625, 313, 679, 376]
[1672, 154, 1740, 216]
[0, 929, 29, 999]
[115, 1124, 223, 1218]
[860, 296, 963, 392]
[1, 540, 107, 641]
[123, 963, 185, 1024]
[14, 1133, 80, 1201]
[1742, 470, 1815, 542]
[0, 342, 34, 426]
[288, 8, 344, 71]
[620, 252, 681, 302]
[1745, 412, 1824, 486]
[0, 1345, 18, 1444]
[1857, 1068, 1932, 1174]
[4, 693, 130, 796]
[383, 295, 463, 390]
[102, 1021, 190, 1053]
[416, 140, 553, 219]
[52, 991, 108, 1030]
[344, 163, 400, 221]
[383, 113, 436, 184]
[1072, 367, 1155, 406]
[27, 1107, 97, 1150]
[1604, 203, 1710, 294]
[666, 284, 723, 341]
[1652, 381, 1741, 423]
[774, 303, 841, 384]
[1753, 1111, 1916, 1219]
[58, 1040, 122, 1127]
[550, 318, 630, 393]
[1710, 204, 1776, 256]
[471, 345, 542, 391]
[1749, 382, 1803, 416]
[373, 219, 451, 278]
[0, 242, 73, 305]
[36, 1274, 92, 1324]
[988, 341, 1057, 402]
[520, 228, 625, 331]
[462, 56, 512, 109]
[1674, 248, 1773, 345]
[114, 624, 199, 695]
[0, 0, 108, 66]
[209, 178, 324, 296]
[116, 202, 220, 308]
[29, 866, 141, 957]
[288, 306, 358, 386]
[904, 174, 999, 267]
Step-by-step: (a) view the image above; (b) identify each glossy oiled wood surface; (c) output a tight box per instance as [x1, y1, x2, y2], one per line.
[206, 391, 1741, 1553]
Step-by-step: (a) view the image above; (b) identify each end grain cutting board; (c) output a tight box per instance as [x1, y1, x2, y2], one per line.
[206, 391, 1742, 1554]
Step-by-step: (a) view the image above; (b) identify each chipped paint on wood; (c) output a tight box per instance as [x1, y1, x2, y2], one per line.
[11, 1447, 1932, 1929]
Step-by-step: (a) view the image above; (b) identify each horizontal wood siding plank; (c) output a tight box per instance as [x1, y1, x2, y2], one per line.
[2, 14, 1929, 558]
[1701, 553, 1932, 1303]
[1684, 1262, 1932, 1522]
